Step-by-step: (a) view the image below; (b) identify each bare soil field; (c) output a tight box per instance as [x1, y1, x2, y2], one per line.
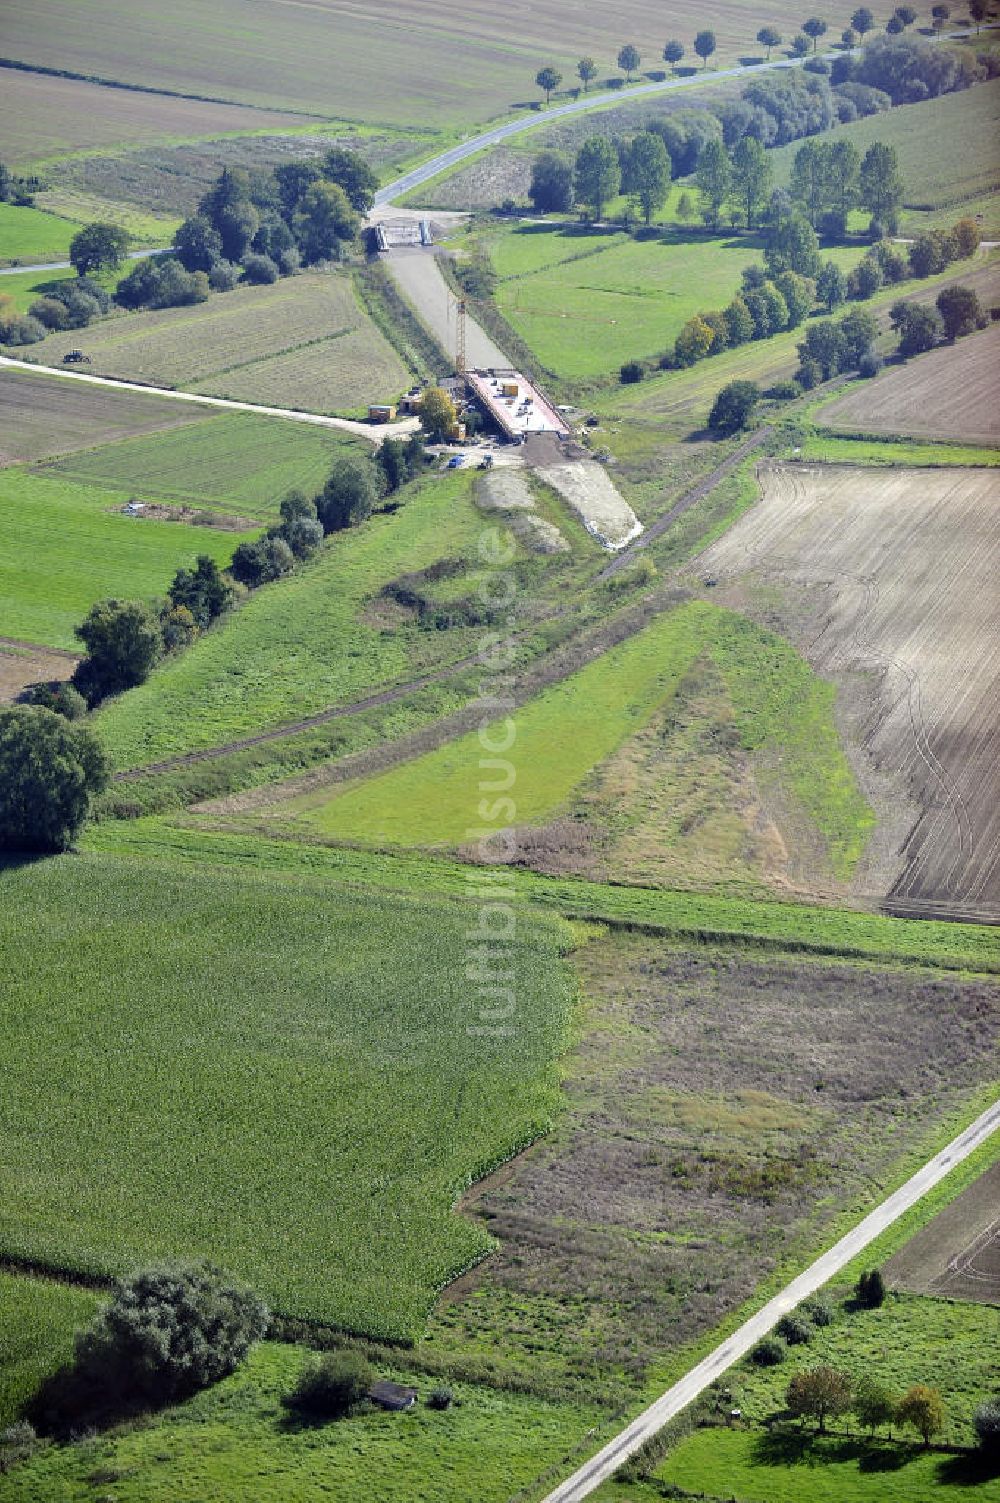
[885, 1161, 1000, 1305]
[0, 639, 76, 702]
[477, 469, 569, 554]
[0, 0, 898, 126]
[819, 326, 1000, 446]
[431, 932, 1000, 1397]
[23, 273, 410, 416]
[700, 464, 1000, 921]
[0, 68, 305, 166]
[0, 367, 205, 463]
[40, 131, 417, 219]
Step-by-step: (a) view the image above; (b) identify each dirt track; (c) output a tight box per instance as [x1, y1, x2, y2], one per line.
[701, 463, 1000, 921]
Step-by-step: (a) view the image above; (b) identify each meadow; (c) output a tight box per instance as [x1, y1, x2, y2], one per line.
[487, 225, 861, 383]
[44, 410, 364, 519]
[769, 75, 1000, 237]
[0, 469, 239, 649]
[282, 600, 872, 884]
[2, 1339, 601, 1503]
[0, 201, 79, 266]
[0, 851, 575, 1338]
[0, 1273, 99, 1429]
[23, 271, 411, 416]
[0, 0, 903, 127]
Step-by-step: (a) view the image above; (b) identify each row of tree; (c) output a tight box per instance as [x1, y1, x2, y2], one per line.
[533, 2, 992, 105]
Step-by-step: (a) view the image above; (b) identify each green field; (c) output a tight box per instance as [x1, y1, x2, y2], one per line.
[0, 469, 240, 649]
[23, 271, 411, 416]
[286, 601, 873, 879]
[770, 76, 1000, 237]
[44, 411, 364, 518]
[0, 201, 80, 266]
[0, 851, 574, 1337]
[0, 1273, 100, 1429]
[0, 263, 79, 313]
[2, 1338, 599, 1503]
[486, 224, 863, 383]
[94, 470, 532, 769]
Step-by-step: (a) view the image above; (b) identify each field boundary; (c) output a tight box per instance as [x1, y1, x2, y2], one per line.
[541, 1097, 1000, 1502]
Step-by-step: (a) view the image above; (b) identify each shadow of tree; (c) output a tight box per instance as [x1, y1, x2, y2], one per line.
[937, 1451, 1000, 1488]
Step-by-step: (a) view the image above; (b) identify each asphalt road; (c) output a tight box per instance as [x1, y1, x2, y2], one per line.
[542, 1095, 1000, 1502]
[0, 246, 170, 277]
[0, 354, 419, 442]
[373, 27, 992, 210]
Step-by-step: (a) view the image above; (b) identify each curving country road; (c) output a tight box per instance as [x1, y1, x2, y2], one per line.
[542, 1096, 1000, 1502]
[373, 26, 993, 210]
[0, 354, 419, 442]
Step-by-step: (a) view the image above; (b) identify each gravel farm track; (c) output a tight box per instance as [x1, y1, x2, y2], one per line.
[701, 463, 1000, 923]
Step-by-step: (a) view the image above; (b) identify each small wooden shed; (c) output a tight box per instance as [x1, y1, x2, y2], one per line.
[370, 1380, 417, 1411]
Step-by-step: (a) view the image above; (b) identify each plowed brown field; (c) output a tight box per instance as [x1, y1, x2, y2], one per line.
[700, 464, 1000, 921]
[885, 1161, 1000, 1305]
[820, 325, 1000, 445]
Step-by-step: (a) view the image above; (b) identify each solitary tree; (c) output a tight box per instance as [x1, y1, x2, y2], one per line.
[792, 32, 813, 55]
[897, 1385, 944, 1446]
[974, 1399, 1000, 1454]
[0, 708, 109, 853]
[851, 5, 876, 32]
[293, 180, 357, 263]
[802, 16, 828, 49]
[695, 138, 732, 228]
[786, 1366, 853, 1433]
[69, 222, 130, 276]
[618, 44, 641, 80]
[817, 259, 847, 310]
[970, 0, 987, 31]
[856, 1268, 887, 1307]
[627, 131, 671, 223]
[886, 14, 906, 31]
[708, 379, 760, 433]
[316, 456, 379, 530]
[732, 136, 772, 228]
[75, 1263, 268, 1407]
[937, 284, 984, 339]
[931, 2, 951, 32]
[530, 150, 574, 212]
[757, 25, 783, 57]
[322, 147, 380, 213]
[859, 142, 904, 232]
[694, 29, 717, 67]
[577, 57, 598, 92]
[284, 1351, 373, 1419]
[73, 599, 163, 705]
[535, 65, 562, 104]
[574, 136, 621, 220]
[855, 1376, 897, 1436]
[842, 26, 858, 45]
[894, 4, 918, 23]
[663, 39, 685, 69]
[891, 299, 941, 355]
